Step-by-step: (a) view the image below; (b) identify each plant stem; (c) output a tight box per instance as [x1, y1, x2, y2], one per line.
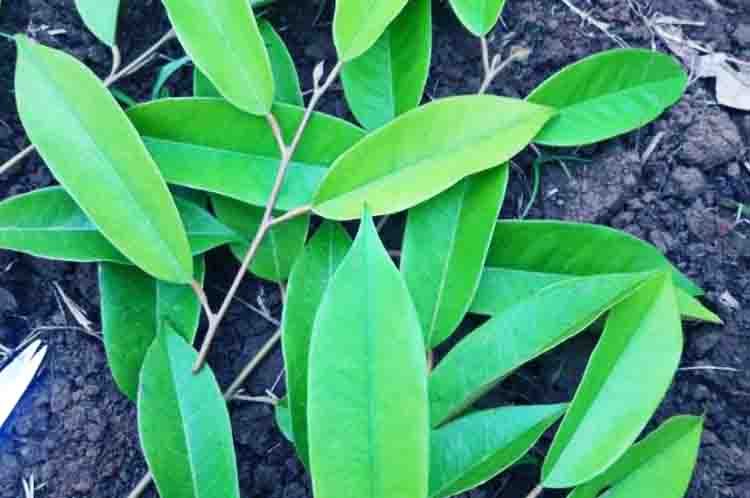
[191, 61, 343, 372]
[0, 29, 176, 177]
[524, 485, 543, 498]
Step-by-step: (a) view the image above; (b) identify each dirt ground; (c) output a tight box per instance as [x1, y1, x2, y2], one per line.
[0, 0, 749, 497]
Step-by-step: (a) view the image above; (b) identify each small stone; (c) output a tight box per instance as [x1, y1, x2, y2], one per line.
[727, 162, 741, 177]
[671, 166, 706, 197]
[719, 290, 740, 311]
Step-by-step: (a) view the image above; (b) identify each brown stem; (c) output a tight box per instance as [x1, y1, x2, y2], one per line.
[191, 62, 342, 372]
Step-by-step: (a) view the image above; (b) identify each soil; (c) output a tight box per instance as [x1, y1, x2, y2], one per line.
[1, 0, 749, 497]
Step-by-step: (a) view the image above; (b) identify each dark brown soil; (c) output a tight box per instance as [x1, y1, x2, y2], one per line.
[1, 1, 749, 497]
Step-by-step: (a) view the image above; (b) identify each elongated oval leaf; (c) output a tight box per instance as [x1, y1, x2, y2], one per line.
[14, 36, 193, 283]
[542, 273, 683, 488]
[484, 221, 702, 296]
[282, 222, 351, 467]
[274, 397, 295, 445]
[341, 0, 431, 129]
[429, 272, 650, 427]
[308, 211, 429, 498]
[128, 99, 365, 211]
[334, 0, 409, 61]
[568, 415, 702, 498]
[100, 258, 205, 400]
[471, 268, 720, 323]
[313, 95, 555, 220]
[0, 187, 239, 264]
[138, 328, 240, 498]
[75, 0, 121, 46]
[193, 20, 302, 107]
[448, 0, 506, 36]
[527, 49, 687, 146]
[430, 404, 566, 498]
[212, 195, 308, 282]
[402, 166, 508, 348]
[162, 0, 274, 114]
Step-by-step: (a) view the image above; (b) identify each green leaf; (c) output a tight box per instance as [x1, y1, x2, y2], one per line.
[308, 210, 429, 498]
[483, 220, 702, 296]
[192, 20, 303, 107]
[471, 269, 719, 323]
[527, 49, 687, 147]
[0, 187, 239, 264]
[211, 195, 308, 282]
[430, 404, 566, 498]
[402, 166, 508, 348]
[334, 0, 410, 61]
[313, 95, 555, 220]
[152, 55, 191, 100]
[542, 273, 683, 488]
[138, 328, 240, 498]
[14, 36, 193, 283]
[74, 0, 120, 46]
[100, 258, 205, 400]
[274, 397, 295, 444]
[282, 222, 351, 468]
[341, 0, 432, 129]
[429, 272, 649, 427]
[568, 416, 703, 498]
[161, 0, 274, 114]
[447, 0, 506, 36]
[128, 99, 365, 211]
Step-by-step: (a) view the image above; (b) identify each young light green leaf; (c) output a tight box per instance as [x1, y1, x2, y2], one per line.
[14, 36, 193, 283]
[334, 0, 410, 61]
[282, 222, 352, 468]
[429, 272, 650, 427]
[341, 0, 432, 129]
[274, 397, 295, 445]
[192, 20, 303, 107]
[313, 95, 555, 220]
[138, 328, 240, 498]
[128, 99, 365, 211]
[542, 273, 683, 488]
[0, 187, 239, 264]
[402, 166, 508, 348]
[430, 404, 566, 498]
[484, 221, 702, 296]
[447, 0, 506, 36]
[568, 416, 703, 498]
[471, 268, 720, 324]
[100, 258, 205, 401]
[74, 0, 120, 46]
[308, 210, 429, 498]
[151, 55, 191, 100]
[212, 195, 308, 282]
[527, 49, 688, 146]
[161, 0, 274, 115]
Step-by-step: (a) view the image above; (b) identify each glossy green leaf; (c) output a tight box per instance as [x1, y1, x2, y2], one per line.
[100, 257, 205, 400]
[429, 272, 650, 427]
[75, 0, 120, 46]
[128, 99, 365, 211]
[313, 95, 555, 220]
[152, 55, 191, 100]
[192, 20, 302, 107]
[568, 416, 702, 498]
[282, 222, 351, 468]
[471, 268, 720, 324]
[402, 166, 508, 348]
[14, 36, 193, 283]
[212, 195, 308, 282]
[161, 0, 274, 115]
[138, 328, 240, 498]
[542, 273, 683, 488]
[0, 187, 239, 264]
[430, 404, 566, 498]
[308, 210, 429, 498]
[274, 398, 295, 444]
[484, 220, 702, 296]
[341, 0, 431, 129]
[527, 49, 687, 146]
[447, 0, 506, 36]
[334, 0, 409, 61]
